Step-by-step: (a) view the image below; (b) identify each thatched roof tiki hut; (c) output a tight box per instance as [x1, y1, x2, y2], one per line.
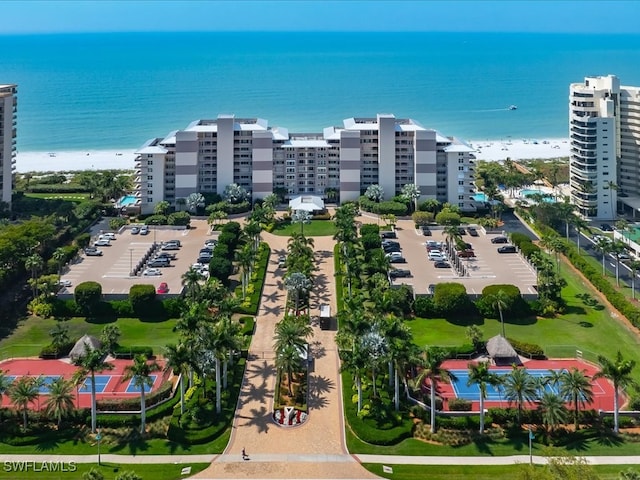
[486, 335, 519, 365]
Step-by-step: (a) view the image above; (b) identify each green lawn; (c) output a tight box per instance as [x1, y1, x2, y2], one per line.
[408, 269, 640, 382]
[272, 220, 338, 237]
[361, 463, 640, 480]
[0, 316, 178, 358]
[24, 192, 90, 203]
[0, 462, 209, 479]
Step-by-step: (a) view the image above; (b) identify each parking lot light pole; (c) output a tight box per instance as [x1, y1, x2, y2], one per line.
[129, 248, 133, 276]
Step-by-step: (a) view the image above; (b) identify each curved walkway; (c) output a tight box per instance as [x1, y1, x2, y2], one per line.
[192, 232, 377, 479]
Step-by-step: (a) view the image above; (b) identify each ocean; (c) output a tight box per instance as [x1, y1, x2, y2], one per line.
[3, 31, 640, 152]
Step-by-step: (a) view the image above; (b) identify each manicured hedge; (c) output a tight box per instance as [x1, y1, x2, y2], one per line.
[236, 243, 270, 315]
[129, 284, 156, 316]
[359, 224, 380, 236]
[507, 338, 545, 359]
[433, 282, 474, 316]
[475, 284, 529, 319]
[113, 345, 153, 359]
[95, 392, 180, 428]
[39, 340, 75, 359]
[97, 381, 172, 411]
[448, 398, 473, 411]
[359, 196, 408, 216]
[74, 281, 102, 314]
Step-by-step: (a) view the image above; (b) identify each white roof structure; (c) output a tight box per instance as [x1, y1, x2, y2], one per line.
[289, 195, 325, 212]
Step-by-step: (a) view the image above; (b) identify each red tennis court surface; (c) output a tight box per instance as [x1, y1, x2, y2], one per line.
[0, 358, 170, 410]
[436, 358, 618, 412]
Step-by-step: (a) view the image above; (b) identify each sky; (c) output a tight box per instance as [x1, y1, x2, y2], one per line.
[1, 0, 639, 34]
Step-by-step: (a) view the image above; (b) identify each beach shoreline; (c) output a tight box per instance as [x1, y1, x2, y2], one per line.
[14, 138, 570, 173]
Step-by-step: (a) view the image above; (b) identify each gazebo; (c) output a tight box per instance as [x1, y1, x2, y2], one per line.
[69, 334, 102, 361]
[289, 195, 325, 213]
[486, 335, 519, 366]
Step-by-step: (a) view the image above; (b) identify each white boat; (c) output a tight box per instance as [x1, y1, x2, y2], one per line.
[508, 105, 518, 110]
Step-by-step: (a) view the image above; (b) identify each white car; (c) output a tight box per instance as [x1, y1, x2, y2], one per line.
[142, 268, 162, 276]
[58, 279, 72, 287]
[204, 239, 217, 248]
[428, 250, 446, 261]
[100, 233, 117, 240]
[93, 239, 111, 247]
[385, 251, 403, 258]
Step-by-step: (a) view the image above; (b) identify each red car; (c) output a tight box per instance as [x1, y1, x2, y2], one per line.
[156, 282, 169, 294]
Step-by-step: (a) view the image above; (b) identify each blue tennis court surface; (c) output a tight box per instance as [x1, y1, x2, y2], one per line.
[79, 375, 111, 394]
[7, 375, 61, 394]
[126, 375, 157, 394]
[451, 369, 566, 401]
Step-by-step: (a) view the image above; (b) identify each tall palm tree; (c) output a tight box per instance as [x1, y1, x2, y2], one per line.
[44, 377, 75, 428]
[236, 243, 254, 299]
[540, 234, 563, 274]
[74, 347, 114, 433]
[609, 240, 628, 287]
[291, 209, 312, 235]
[488, 289, 510, 338]
[275, 343, 303, 397]
[181, 267, 204, 300]
[443, 225, 462, 253]
[593, 351, 637, 433]
[594, 238, 613, 277]
[24, 253, 44, 297]
[164, 343, 192, 415]
[52, 247, 66, 280]
[538, 391, 568, 434]
[467, 361, 501, 434]
[555, 200, 576, 241]
[559, 368, 593, 430]
[217, 316, 243, 389]
[571, 215, 590, 254]
[274, 315, 313, 356]
[122, 354, 161, 434]
[0, 370, 10, 408]
[9, 376, 40, 430]
[412, 347, 455, 433]
[628, 260, 640, 300]
[502, 365, 538, 425]
[383, 316, 414, 411]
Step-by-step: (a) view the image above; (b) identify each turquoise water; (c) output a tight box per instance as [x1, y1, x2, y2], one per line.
[119, 195, 137, 206]
[521, 189, 556, 203]
[473, 193, 488, 202]
[3, 32, 640, 151]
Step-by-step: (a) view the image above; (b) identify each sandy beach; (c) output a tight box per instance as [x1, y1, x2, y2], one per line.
[15, 138, 570, 173]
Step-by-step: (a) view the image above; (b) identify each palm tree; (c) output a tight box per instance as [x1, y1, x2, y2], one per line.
[275, 343, 303, 397]
[555, 200, 576, 241]
[365, 184, 385, 203]
[540, 234, 563, 274]
[0, 370, 10, 408]
[443, 225, 462, 253]
[44, 377, 75, 427]
[9, 376, 40, 430]
[382, 316, 413, 411]
[629, 260, 640, 300]
[571, 215, 590, 254]
[284, 272, 313, 316]
[274, 315, 313, 357]
[467, 361, 501, 434]
[609, 240, 628, 287]
[502, 365, 538, 425]
[359, 322, 389, 398]
[175, 197, 187, 212]
[236, 243, 254, 298]
[181, 267, 204, 300]
[49, 323, 70, 355]
[559, 368, 593, 430]
[123, 354, 161, 434]
[538, 391, 568, 434]
[24, 253, 44, 297]
[100, 324, 121, 356]
[593, 237, 613, 276]
[401, 183, 421, 213]
[74, 347, 114, 433]
[52, 247, 66, 280]
[186, 192, 205, 213]
[291, 209, 312, 235]
[164, 343, 191, 415]
[488, 289, 510, 338]
[412, 347, 455, 433]
[594, 351, 637, 433]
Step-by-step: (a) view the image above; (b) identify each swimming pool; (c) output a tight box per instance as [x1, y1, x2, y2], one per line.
[118, 195, 138, 207]
[520, 189, 556, 203]
[472, 193, 488, 202]
[450, 369, 564, 401]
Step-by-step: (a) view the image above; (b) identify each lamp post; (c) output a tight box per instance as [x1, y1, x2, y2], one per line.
[96, 428, 102, 465]
[129, 248, 133, 276]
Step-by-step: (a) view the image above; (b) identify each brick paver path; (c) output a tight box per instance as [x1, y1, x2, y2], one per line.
[192, 232, 377, 479]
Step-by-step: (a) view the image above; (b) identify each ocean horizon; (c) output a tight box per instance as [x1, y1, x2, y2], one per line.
[4, 31, 640, 153]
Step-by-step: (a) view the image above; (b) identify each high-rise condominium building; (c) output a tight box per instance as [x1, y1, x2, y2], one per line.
[0, 84, 17, 207]
[569, 75, 640, 220]
[133, 114, 476, 214]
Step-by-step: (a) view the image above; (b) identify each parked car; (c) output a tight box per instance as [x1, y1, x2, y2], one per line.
[600, 223, 614, 232]
[166, 239, 182, 247]
[99, 233, 116, 241]
[383, 244, 401, 253]
[422, 228, 432, 237]
[156, 282, 169, 294]
[457, 249, 476, 258]
[147, 258, 170, 268]
[140, 226, 150, 235]
[426, 240, 442, 249]
[200, 247, 213, 254]
[497, 245, 517, 253]
[380, 230, 397, 239]
[161, 244, 180, 251]
[491, 236, 508, 244]
[155, 252, 176, 260]
[389, 256, 407, 263]
[142, 268, 162, 276]
[457, 227, 467, 235]
[278, 255, 287, 268]
[197, 256, 212, 264]
[389, 268, 411, 278]
[93, 239, 111, 247]
[58, 279, 72, 287]
[467, 227, 479, 236]
[131, 227, 140, 235]
[428, 250, 445, 261]
[427, 284, 436, 294]
[434, 261, 451, 268]
[204, 239, 217, 248]
[385, 251, 403, 259]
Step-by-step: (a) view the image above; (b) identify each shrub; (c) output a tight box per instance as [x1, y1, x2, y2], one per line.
[111, 300, 134, 317]
[162, 297, 185, 318]
[475, 284, 529, 319]
[359, 224, 380, 236]
[129, 284, 156, 317]
[167, 211, 190, 226]
[74, 281, 102, 314]
[360, 233, 382, 251]
[448, 398, 473, 412]
[109, 217, 127, 231]
[113, 345, 153, 359]
[98, 381, 172, 411]
[144, 214, 168, 225]
[412, 211, 434, 226]
[209, 257, 233, 285]
[433, 283, 473, 316]
[507, 338, 545, 358]
[414, 296, 438, 317]
[221, 221, 242, 236]
[39, 340, 75, 359]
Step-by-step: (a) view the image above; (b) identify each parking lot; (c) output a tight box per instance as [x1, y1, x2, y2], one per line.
[386, 224, 538, 297]
[59, 219, 215, 297]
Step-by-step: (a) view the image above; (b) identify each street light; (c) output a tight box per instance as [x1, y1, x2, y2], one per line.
[129, 248, 133, 276]
[96, 428, 102, 465]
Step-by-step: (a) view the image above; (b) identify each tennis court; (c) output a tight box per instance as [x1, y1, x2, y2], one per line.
[0, 358, 169, 410]
[436, 358, 618, 412]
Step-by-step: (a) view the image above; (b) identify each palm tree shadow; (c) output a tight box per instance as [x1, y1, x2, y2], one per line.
[237, 405, 271, 433]
[246, 360, 276, 380]
[307, 374, 334, 409]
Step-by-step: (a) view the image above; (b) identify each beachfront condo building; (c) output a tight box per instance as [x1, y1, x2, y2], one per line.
[0, 84, 17, 208]
[133, 114, 476, 214]
[569, 75, 640, 220]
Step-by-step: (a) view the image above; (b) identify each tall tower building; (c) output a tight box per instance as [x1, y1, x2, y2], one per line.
[569, 75, 640, 220]
[0, 84, 17, 208]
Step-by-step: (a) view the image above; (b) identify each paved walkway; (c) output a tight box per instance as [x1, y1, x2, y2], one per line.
[192, 232, 377, 479]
